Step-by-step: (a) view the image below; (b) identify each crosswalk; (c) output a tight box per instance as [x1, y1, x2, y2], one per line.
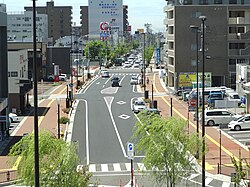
[85, 162, 234, 187]
[88, 162, 146, 173]
[100, 73, 140, 77]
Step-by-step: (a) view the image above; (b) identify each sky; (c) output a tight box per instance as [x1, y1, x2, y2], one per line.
[3, 0, 166, 33]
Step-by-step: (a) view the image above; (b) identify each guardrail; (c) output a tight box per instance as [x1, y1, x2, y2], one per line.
[0, 170, 17, 184]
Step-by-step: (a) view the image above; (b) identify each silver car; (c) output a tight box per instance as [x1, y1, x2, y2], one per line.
[132, 100, 147, 113]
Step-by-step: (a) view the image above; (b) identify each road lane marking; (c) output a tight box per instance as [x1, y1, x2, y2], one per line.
[125, 163, 131, 171]
[89, 164, 96, 172]
[228, 130, 250, 134]
[239, 139, 250, 142]
[104, 97, 126, 158]
[153, 74, 240, 162]
[101, 164, 109, 172]
[113, 163, 121, 172]
[84, 100, 90, 165]
[205, 177, 213, 185]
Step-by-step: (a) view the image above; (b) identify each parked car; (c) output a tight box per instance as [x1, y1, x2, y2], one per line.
[200, 109, 241, 126]
[225, 92, 241, 106]
[132, 100, 147, 113]
[9, 113, 20, 123]
[111, 76, 120, 87]
[228, 114, 250, 131]
[130, 76, 139, 85]
[47, 74, 67, 81]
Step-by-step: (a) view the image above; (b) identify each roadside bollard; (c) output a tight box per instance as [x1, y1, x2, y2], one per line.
[6, 171, 10, 181]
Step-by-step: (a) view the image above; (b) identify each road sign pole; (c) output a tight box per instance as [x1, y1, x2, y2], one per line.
[131, 159, 133, 187]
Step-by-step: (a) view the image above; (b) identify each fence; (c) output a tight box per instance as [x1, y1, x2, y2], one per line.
[0, 170, 17, 184]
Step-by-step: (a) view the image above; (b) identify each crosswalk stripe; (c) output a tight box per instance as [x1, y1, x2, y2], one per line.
[89, 164, 96, 172]
[101, 164, 109, 172]
[205, 177, 213, 185]
[113, 163, 121, 172]
[125, 163, 131, 171]
[137, 163, 146, 171]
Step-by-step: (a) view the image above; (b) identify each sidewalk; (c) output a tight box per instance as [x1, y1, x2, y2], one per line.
[145, 62, 249, 184]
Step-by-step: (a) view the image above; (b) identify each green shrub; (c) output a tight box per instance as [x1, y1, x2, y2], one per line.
[60, 116, 69, 124]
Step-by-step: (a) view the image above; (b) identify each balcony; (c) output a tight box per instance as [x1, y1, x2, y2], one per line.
[229, 17, 250, 25]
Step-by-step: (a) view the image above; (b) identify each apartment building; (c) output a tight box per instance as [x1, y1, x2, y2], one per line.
[8, 49, 30, 114]
[0, 4, 9, 141]
[7, 11, 48, 42]
[164, 2, 250, 90]
[25, 0, 72, 43]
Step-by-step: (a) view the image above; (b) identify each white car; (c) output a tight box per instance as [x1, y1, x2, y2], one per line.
[132, 100, 147, 113]
[101, 70, 109, 78]
[9, 113, 20, 123]
[228, 114, 250, 131]
[130, 76, 139, 85]
[200, 109, 241, 126]
[47, 74, 67, 81]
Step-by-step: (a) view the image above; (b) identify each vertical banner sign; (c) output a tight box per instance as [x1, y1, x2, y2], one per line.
[54, 65, 60, 82]
[155, 48, 160, 65]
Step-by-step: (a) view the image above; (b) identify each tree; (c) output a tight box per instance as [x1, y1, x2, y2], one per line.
[8, 131, 92, 187]
[132, 112, 202, 187]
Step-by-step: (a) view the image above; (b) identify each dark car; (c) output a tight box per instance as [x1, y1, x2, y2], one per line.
[111, 76, 120, 87]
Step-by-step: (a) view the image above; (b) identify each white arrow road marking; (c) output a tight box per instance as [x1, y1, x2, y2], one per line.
[96, 82, 100, 84]
[104, 96, 126, 158]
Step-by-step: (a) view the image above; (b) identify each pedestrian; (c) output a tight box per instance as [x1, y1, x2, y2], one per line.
[147, 77, 149, 84]
[150, 66, 152, 72]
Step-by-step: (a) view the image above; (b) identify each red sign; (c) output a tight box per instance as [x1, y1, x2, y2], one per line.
[100, 22, 109, 31]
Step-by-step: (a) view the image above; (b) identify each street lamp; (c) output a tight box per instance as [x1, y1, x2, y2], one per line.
[190, 25, 200, 159]
[143, 33, 146, 91]
[199, 15, 207, 187]
[56, 98, 60, 139]
[32, 0, 39, 186]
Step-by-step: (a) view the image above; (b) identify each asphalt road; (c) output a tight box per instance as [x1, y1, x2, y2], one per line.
[72, 68, 142, 166]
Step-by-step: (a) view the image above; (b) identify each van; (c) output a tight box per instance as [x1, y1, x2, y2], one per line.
[200, 109, 241, 126]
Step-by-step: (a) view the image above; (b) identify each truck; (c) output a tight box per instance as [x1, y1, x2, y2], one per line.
[207, 91, 224, 107]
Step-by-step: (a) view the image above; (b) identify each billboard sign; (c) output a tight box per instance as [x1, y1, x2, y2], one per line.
[179, 72, 212, 89]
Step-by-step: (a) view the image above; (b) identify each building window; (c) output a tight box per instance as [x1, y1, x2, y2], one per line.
[214, 0, 222, 4]
[229, 11, 245, 17]
[229, 43, 245, 49]
[11, 72, 18, 77]
[229, 0, 237, 4]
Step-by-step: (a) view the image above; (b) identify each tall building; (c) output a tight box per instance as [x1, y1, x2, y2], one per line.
[25, 0, 72, 43]
[80, 6, 88, 36]
[7, 11, 48, 42]
[88, 0, 124, 38]
[80, 3, 129, 37]
[0, 3, 9, 141]
[164, 1, 250, 90]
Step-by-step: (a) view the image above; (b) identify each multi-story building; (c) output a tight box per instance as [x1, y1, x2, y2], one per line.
[0, 4, 9, 141]
[8, 49, 30, 114]
[24, 0, 72, 43]
[80, 6, 88, 36]
[164, 1, 250, 90]
[87, 0, 124, 39]
[7, 11, 48, 42]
